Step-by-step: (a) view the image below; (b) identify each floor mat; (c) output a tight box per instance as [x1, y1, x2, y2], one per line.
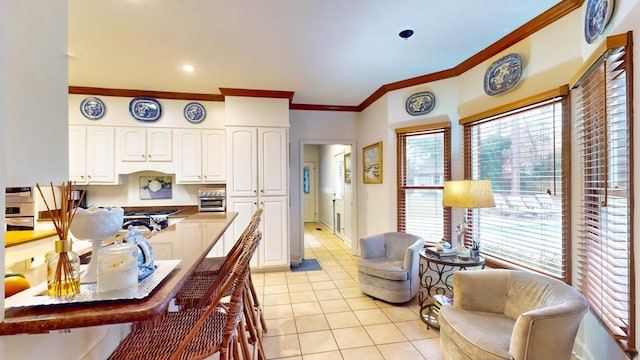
[290, 258, 322, 272]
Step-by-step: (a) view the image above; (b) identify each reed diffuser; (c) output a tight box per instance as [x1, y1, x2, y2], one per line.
[36, 181, 87, 297]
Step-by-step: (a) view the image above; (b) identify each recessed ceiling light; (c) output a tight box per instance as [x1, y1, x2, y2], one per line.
[182, 65, 195, 72]
[399, 29, 414, 39]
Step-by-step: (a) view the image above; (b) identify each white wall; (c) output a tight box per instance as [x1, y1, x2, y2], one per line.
[3, 1, 69, 188]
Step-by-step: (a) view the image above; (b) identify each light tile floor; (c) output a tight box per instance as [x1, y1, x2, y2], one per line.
[253, 223, 443, 360]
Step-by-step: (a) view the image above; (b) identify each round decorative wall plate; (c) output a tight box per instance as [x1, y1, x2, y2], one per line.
[484, 53, 523, 96]
[183, 102, 206, 123]
[79, 97, 105, 120]
[129, 97, 162, 122]
[405, 91, 436, 116]
[584, 0, 614, 44]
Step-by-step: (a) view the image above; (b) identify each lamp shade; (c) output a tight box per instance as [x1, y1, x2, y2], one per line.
[442, 180, 496, 208]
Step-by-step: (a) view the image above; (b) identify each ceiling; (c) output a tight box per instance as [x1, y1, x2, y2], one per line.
[68, 0, 570, 108]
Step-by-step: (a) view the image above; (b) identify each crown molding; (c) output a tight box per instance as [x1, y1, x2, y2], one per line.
[219, 88, 295, 103]
[68, 86, 224, 101]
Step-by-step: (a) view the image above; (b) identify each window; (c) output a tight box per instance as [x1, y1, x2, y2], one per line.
[461, 87, 570, 280]
[574, 32, 634, 354]
[396, 123, 451, 243]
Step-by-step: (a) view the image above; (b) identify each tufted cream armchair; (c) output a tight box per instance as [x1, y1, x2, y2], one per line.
[439, 269, 588, 360]
[357, 232, 424, 303]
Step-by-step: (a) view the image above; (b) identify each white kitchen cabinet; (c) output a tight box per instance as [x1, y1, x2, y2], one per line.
[174, 129, 226, 183]
[227, 197, 288, 268]
[69, 126, 116, 184]
[117, 127, 172, 162]
[226, 126, 289, 270]
[227, 127, 287, 196]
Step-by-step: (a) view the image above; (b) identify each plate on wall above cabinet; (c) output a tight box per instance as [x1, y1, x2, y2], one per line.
[184, 102, 206, 123]
[129, 97, 162, 122]
[405, 91, 436, 116]
[484, 53, 523, 96]
[80, 97, 106, 120]
[584, 0, 614, 44]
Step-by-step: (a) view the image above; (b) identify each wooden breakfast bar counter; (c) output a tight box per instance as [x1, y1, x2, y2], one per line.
[0, 211, 237, 336]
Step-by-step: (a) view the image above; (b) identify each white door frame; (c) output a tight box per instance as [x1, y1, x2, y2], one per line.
[299, 140, 358, 256]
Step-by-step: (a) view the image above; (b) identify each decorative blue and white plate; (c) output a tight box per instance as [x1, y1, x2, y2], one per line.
[79, 97, 105, 120]
[129, 97, 162, 122]
[484, 53, 523, 96]
[584, 0, 614, 44]
[405, 91, 436, 116]
[183, 102, 206, 123]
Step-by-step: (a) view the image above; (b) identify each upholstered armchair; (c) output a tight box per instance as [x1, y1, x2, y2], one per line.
[357, 232, 424, 303]
[439, 269, 589, 360]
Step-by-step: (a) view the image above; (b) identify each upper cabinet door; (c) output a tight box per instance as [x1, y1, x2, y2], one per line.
[118, 127, 146, 162]
[259, 127, 287, 196]
[174, 129, 203, 183]
[69, 126, 88, 183]
[146, 128, 172, 162]
[227, 127, 258, 197]
[203, 129, 226, 183]
[86, 127, 115, 183]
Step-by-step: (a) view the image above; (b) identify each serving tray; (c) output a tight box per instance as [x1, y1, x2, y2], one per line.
[4, 259, 180, 309]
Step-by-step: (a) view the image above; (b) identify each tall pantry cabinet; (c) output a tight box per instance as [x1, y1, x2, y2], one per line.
[227, 127, 289, 268]
[224, 95, 290, 270]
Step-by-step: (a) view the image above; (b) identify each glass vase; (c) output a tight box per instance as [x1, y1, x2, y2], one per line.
[47, 239, 81, 297]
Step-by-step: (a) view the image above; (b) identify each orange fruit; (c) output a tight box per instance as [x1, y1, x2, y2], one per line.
[5, 275, 30, 297]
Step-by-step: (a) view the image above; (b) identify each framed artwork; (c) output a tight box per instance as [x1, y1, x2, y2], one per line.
[363, 142, 382, 184]
[344, 153, 352, 184]
[139, 176, 173, 199]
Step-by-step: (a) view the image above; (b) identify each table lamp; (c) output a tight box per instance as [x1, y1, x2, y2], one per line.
[442, 179, 495, 253]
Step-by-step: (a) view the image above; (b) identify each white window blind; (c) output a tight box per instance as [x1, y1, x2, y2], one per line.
[397, 124, 451, 243]
[574, 33, 634, 353]
[463, 92, 568, 280]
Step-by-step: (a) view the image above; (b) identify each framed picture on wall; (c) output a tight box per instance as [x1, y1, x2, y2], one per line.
[344, 153, 352, 184]
[363, 141, 382, 184]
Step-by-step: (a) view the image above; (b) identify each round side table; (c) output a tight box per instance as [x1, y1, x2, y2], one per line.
[418, 249, 485, 329]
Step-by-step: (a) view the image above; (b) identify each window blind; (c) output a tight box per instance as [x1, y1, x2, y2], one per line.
[574, 32, 634, 354]
[396, 124, 451, 244]
[463, 91, 569, 280]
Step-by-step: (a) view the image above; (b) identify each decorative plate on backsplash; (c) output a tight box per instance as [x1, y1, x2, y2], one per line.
[79, 97, 106, 120]
[129, 97, 162, 122]
[484, 53, 523, 96]
[184, 102, 206, 123]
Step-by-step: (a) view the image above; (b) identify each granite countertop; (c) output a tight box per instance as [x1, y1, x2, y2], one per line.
[0, 211, 237, 336]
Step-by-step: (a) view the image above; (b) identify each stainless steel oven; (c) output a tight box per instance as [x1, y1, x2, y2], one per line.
[198, 188, 226, 212]
[5, 187, 35, 231]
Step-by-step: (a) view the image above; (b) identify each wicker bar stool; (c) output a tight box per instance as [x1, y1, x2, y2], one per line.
[108, 231, 262, 360]
[175, 209, 266, 359]
[176, 209, 266, 326]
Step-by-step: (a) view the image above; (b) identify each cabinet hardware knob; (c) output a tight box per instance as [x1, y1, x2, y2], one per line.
[141, 154, 145, 158]
[148, 154, 152, 158]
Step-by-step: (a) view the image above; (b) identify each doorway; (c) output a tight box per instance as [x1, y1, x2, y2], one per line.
[300, 142, 357, 255]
